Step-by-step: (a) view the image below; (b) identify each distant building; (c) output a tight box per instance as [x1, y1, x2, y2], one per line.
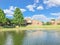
[25, 18, 43, 25]
[50, 20, 57, 25]
[31, 20, 43, 25]
[50, 19, 60, 25]
[24, 18, 32, 25]
[56, 19, 60, 25]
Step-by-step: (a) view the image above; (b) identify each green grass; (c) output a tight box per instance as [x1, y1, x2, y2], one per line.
[20, 25, 60, 30]
[0, 25, 60, 31]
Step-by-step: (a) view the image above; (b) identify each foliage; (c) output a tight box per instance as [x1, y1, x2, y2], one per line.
[12, 8, 24, 26]
[46, 22, 51, 25]
[42, 22, 45, 25]
[0, 9, 7, 24]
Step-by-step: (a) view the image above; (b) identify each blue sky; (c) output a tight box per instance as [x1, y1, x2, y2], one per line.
[0, 0, 60, 22]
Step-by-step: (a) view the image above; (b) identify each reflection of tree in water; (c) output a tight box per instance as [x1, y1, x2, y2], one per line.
[0, 32, 6, 45]
[12, 31, 25, 45]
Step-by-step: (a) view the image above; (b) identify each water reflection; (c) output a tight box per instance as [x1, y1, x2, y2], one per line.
[0, 30, 60, 45]
[0, 32, 6, 45]
[23, 30, 60, 45]
[0, 31, 25, 45]
[12, 31, 25, 45]
[5, 34, 13, 45]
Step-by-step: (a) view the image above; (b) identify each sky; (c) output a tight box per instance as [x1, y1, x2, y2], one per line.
[0, 0, 60, 22]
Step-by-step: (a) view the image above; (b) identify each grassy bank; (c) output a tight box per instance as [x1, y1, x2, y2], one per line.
[0, 25, 60, 31]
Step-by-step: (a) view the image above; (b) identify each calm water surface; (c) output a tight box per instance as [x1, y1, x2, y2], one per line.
[0, 30, 60, 45]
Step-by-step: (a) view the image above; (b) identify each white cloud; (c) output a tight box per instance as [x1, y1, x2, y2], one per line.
[32, 14, 49, 21]
[4, 6, 26, 17]
[44, 0, 60, 8]
[6, 15, 13, 17]
[26, 0, 44, 11]
[51, 12, 60, 16]
[34, 0, 39, 3]
[4, 9, 14, 15]
[25, 14, 50, 22]
[26, 5, 36, 12]
[20, 8, 26, 13]
[51, 12, 60, 20]
[9, 6, 16, 11]
[24, 17, 32, 19]
[4, 6, 16, 15]
[37, 6, 44, 10]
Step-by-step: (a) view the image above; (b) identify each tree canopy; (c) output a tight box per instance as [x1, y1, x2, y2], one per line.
[12, 8, 24, 26]
[0, 9, 7, 24]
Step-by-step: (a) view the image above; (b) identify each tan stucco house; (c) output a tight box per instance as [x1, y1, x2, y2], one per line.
[25, 18, 43, 25]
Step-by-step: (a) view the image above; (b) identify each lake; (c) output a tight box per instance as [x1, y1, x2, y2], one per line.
[0, 30, 60, 45]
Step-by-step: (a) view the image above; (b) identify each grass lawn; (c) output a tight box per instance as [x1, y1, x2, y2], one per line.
[0, 25, 60, 31]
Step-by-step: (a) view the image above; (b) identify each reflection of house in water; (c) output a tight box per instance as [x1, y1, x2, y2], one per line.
[25, 18, 43, 25]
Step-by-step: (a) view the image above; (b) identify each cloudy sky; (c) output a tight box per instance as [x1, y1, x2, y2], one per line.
[0, 0, 60, 22]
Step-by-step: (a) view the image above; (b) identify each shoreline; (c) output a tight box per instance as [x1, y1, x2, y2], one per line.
[0, 25, 60, 32]
[0, 28, 60, 32]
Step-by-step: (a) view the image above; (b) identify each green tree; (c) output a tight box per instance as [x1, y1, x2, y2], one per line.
[6, 18, 12, 25]
[46, 22, 51, 25]
[12, 8, 24, 26]
[0, 9, 7, 25]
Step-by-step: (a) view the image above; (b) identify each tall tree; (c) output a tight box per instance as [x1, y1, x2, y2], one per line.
[0, 9, 7, 25]
[13, 8, 24, 26]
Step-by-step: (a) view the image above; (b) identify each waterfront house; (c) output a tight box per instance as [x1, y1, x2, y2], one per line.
[31, 20, 43, 25]
[25, 18, 43, 25]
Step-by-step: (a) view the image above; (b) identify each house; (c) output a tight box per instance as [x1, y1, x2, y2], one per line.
[25, 18, 43, 25]
[50, 20, 57, 25]
[50, 19, 60, 25]
[56, 19, 60, 25]
[31, 20, 43, 25]
[24, 18, 32, 25]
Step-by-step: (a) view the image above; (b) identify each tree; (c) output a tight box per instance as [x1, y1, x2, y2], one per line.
[6, 18, 12, 25]
[0, 9, 7, 26]
[46, 22, 51, 25]
[12, 8, 24, 26]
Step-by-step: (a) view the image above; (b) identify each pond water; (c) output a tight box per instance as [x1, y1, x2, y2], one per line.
[0, 30, 60, 45]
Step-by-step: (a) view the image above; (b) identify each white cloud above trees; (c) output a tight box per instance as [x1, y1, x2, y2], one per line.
[26, 4, 36, 12]
[26, 0, 60, 11]
[4, 6, 26, 17]
[26, 0, 44, 12]
[37, 6, 44, 10]
[51, 12, 60, 16]
[43, 0, 60, 8]
[20, 9, 26, 12]
[51, 12, 60, 20]
[25, 14, 51, 22]
[32, 14, 50, 21]
[34, 0, 39, 3]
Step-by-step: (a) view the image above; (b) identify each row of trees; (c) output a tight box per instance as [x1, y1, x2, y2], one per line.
[0, 8, 24, 27]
